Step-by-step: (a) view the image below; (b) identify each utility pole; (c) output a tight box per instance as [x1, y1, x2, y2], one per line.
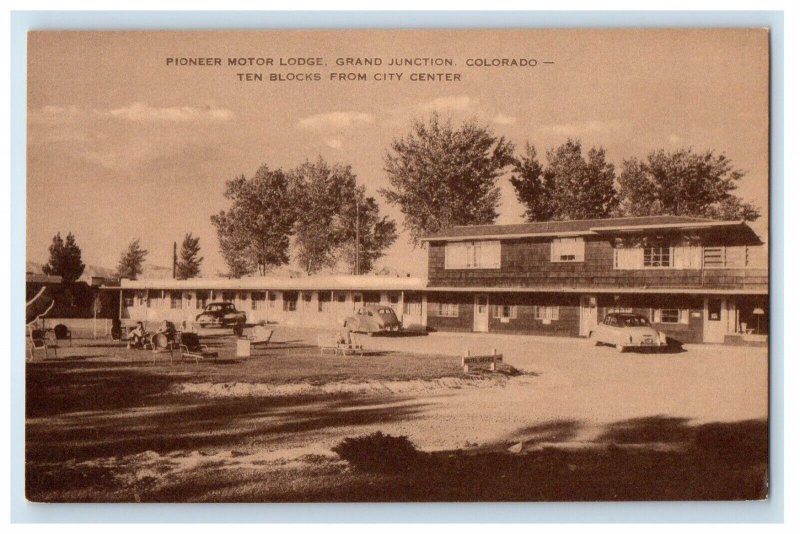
[355, 198, 360, 275]
[172, 241, 177, 279]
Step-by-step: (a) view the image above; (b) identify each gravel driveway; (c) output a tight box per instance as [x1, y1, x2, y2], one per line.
[259, 325, 769, 452]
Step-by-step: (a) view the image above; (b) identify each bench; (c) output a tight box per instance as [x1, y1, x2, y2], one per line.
[462, 349, 503, 373]
[317, 334, 364, 356]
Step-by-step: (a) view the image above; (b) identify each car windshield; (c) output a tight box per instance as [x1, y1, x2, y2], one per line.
[208, 304, 229, 311]
[378, 309, 393, 315]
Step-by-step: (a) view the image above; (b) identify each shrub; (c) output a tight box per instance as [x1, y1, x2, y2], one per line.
[332, 431, 420, 472]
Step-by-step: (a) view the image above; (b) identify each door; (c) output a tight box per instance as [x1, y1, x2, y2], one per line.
[704, 297, 728, 343]
[473, 295, 489, 332]
[579, 295, 598, 337]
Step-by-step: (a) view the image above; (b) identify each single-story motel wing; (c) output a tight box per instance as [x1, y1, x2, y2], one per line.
[105, 216, 769, 345]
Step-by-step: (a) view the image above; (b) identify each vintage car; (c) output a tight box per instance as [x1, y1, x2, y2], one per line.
[343, 305, 403, 335]
[589, 312, 667, 352]
[195, 301, 247, 335]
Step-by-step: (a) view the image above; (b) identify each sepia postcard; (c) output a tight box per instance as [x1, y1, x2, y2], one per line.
[25, 28, 770, 503]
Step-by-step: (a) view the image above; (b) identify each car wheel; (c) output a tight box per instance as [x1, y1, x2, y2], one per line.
[616, 343, 626, 353]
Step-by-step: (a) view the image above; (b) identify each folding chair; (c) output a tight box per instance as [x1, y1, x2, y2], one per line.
[27, 325, 57, 361]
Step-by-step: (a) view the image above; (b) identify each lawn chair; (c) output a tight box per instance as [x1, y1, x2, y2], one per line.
[177, 333, 218, 364]
[248, 326, 273, 349]
[27, 325, 57, 361]
[148, 332, 175, 364]
[318, 334, 340, 356]
[337, 341, 364, 356]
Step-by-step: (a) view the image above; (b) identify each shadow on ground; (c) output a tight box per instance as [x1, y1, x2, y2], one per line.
[249, 417, 768, 503]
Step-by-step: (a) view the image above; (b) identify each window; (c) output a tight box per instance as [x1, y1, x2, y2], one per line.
[655, 309, 679, 323]
[535, 306, 560, 321]
[123, 292, 134, 307]
[147, 290, 160, 308]
[494, 305, 517, 319]
[268, 292, 277, 308]
[652, 309, 688, 324]
[222, 291, 235, 303]
[707, 299, 722, 321]
[136, 291, 147, 306]
[318, 292, 332, 313]
[301, 292, 313, 311]
[643, 246, 671, 268]
[435, 302, 459, 317]
[251, 292, 266, 310]
[551, 237, 585, 262]
[445, 241, 501, 269]
[403, 295, 422, 316]
[170, 291, 182, 309]
[196, 291, 209, 309]
[283, 291, 297, 312]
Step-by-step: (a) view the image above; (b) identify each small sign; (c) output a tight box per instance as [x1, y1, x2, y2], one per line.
[462, 349, 503, 373]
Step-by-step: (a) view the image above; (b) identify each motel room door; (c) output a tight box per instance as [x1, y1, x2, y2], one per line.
[473, 295, 489, 333]
[579, 295, 598, 337]
[704, 297, 729, 343]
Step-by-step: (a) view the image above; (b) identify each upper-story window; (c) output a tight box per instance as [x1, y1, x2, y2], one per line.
[444, 240, 501, 269]
[551, 237, 585, 262]
[643, 246, 672, 268]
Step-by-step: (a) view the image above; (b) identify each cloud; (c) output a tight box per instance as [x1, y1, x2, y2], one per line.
[418, 95, 473, 112]
[297, 111, 374, 131]
[325, 138, 343, 150]
[491, 113, 517, 125]
[100, 102, 233, 122]
[540, 120, 627, 136]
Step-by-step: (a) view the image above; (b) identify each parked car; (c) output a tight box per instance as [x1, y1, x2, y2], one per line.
[589, 312, 667, 352]
[344, 305, 402, 335]
[195, 301, 247, 335]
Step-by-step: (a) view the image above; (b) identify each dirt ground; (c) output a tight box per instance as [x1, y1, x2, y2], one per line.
[25, 326, 769, 502]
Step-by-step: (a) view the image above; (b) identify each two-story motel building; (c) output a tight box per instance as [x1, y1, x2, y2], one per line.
[112, 216, 768, 344]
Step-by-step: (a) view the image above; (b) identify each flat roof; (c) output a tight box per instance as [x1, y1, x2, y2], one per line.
[108, 274, 428, 292]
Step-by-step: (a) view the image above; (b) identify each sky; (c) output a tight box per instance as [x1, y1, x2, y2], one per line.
[27, 29, 769, 277]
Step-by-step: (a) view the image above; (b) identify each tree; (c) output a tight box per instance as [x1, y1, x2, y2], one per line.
[509, 144, 554, 222]
[290, 158, 357, 275]
[211, 166, 296, 277]
[381, 113, 515, 244]
[512, 139, 619, 222]
[116, 239, 148, 280]
[336, 188, 398, 275]
[176, 233, 203, 279]
[290, 158, 398, 275]
[618, 148, 760, 221]
[42, 232, 85, 283]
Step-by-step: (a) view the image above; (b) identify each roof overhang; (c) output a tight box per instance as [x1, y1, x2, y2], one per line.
[423, 231, 592, 242]
[589, 221, 743, 234]
[422, 220, 745, 242]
